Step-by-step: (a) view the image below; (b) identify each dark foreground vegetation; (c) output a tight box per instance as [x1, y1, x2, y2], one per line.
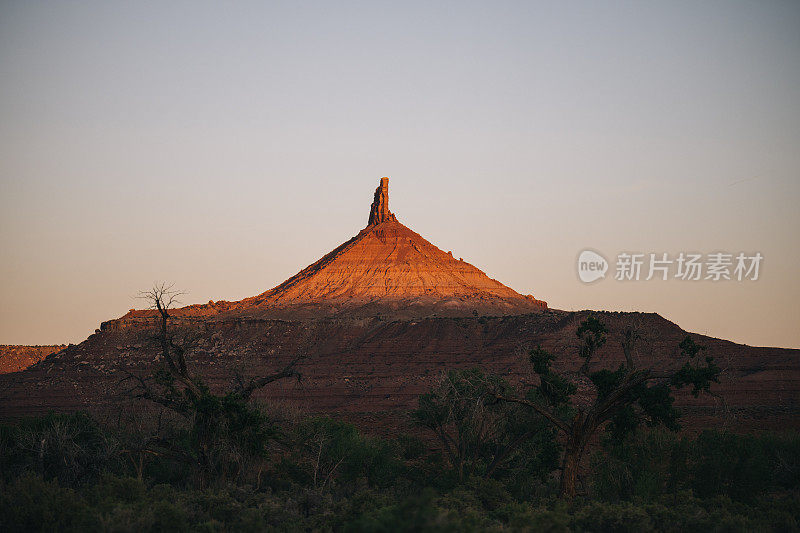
[1, 292, 797, 531]
[1, 409, 799, 532]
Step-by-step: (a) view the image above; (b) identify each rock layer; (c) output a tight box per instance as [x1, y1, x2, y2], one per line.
[239, 216, 546, 311]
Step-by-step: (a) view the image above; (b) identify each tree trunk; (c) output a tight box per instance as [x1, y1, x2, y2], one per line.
[559, 415, 590, 499]
[559, 441, 581, 499]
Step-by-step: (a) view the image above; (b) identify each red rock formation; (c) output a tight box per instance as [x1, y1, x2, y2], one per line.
[238, 196, 546, 313]
[0, 345, 66, 374]
[2, 178, 796, 435]
[115, 177, 546, 322]
[2, 312, 798, 434]
[368, 177, 396, 225]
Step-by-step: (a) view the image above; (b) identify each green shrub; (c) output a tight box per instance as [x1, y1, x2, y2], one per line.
[592, 428, 690, 502]
[572, 501, 654, 532]
[0, 474, 98, 532]
[343, 489, 449, 532]
[292, 417, 402, 489]
[1, 412, 798, 532]
[691, 431, 782, 503]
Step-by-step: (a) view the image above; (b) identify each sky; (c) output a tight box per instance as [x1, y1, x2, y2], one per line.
[1, 1, 798, 348]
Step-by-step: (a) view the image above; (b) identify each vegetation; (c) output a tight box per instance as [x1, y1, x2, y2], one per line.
[1, 312, 796, 531]
[493, 315, 720, 497]
[1, 410, 798, 532]
[413, 368, 558, 485]
[121, 283, 301, 488]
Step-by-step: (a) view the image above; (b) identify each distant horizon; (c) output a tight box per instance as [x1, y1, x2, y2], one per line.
[2, 2, 798, 349]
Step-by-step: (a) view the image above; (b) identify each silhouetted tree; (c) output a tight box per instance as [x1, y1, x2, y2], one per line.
[122, 283, 302, 486]
[495, 314, 720, 498]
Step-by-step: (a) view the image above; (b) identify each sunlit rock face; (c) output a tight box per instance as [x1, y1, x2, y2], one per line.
[240, 178, 546, 313]
[117, 177, 547, 321]
[368, 176, 396, 225]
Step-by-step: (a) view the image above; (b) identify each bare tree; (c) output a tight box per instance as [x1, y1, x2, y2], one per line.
[121, 283, 303, 486]
[129, 283, 301, 404]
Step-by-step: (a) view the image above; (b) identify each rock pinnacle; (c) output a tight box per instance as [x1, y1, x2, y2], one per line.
[368, 177, 396, 225]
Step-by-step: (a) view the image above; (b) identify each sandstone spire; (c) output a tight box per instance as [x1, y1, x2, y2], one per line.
[368, 177, 396, 225]
[121, 176, 547, 318]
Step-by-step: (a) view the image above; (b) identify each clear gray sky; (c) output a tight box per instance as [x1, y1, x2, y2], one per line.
[1, 1, 798, 348]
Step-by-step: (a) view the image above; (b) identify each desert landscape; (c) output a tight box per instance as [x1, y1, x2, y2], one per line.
[2, 2, 798, 531]
[2, 180, 798, 433]
[1, 179, 799, 530]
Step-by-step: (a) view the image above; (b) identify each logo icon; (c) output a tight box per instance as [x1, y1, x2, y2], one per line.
[577, 250, 608, 283]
